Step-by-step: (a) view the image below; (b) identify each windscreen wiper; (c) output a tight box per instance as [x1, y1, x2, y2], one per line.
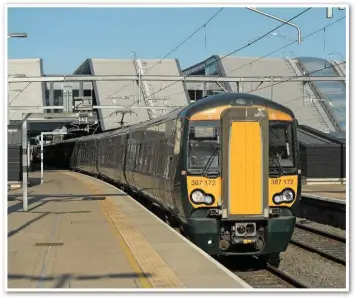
[202, 144, 220, 178]
[269, 154, 285, 176]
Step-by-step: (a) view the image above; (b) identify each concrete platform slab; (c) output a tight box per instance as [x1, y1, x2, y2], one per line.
[7, 170, 250, 289]
[302, 184, 346, 201]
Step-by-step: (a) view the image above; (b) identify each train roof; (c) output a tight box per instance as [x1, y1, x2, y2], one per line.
[179, 93, 295, 119]
[46, 93, 295, 145]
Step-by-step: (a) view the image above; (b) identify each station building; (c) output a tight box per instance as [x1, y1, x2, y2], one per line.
[7, 55, 346, 184]
[182, 55, 346, 136]
[7, 55, 346, 140]
[7, 57, 190, 142]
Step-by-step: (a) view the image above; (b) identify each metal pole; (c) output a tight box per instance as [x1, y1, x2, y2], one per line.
[22, 117, 28, 212]
[27, 141, 30, 172]
[40, 131, 67, 184]
[247, 7, 302, 44]
[41, 132, 44, 184]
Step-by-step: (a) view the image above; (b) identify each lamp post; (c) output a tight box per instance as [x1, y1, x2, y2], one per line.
[7, 33, 27, 39]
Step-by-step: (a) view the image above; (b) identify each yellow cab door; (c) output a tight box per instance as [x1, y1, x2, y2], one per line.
[220, 106, 269, 219]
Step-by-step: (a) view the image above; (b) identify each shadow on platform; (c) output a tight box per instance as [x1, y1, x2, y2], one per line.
[7, 193, 125, 215]
[8, 272, 153, 288]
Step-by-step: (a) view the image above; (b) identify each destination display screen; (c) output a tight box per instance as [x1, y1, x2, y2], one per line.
[193, 126, 216, 139]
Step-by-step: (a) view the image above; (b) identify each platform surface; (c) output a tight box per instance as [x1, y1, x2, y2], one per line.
[7, 170, 250, 289]
[302, 184, 346, 201]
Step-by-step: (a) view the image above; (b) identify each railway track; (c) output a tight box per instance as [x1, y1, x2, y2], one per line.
[235, 264, 310, 288]
[291, 223, 346, 265]
[223, 257, 309, 288]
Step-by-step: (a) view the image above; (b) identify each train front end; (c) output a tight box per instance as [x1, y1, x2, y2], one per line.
[181, 95, 301, 262]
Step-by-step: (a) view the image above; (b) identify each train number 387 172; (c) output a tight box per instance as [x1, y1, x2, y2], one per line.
[191, 180, 216, 186]
[271, 178, 294, 185]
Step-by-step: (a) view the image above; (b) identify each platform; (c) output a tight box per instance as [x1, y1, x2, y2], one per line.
[7, 170, 250, 289]
[302, 184, 346, 201]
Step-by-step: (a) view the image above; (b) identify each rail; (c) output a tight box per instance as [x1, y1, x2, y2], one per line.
[291, 224, 346, 266]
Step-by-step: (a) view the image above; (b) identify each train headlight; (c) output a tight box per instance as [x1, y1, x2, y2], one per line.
[204, 195, 214, 205]
[191, 190, 205, 203]
[273, 195, 282, 204]
[190, 190, 214, 205]
[282, 189, 294, 202]
[272, 189, 295, 204]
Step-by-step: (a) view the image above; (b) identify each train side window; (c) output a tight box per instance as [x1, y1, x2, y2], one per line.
[134, 144, 139, 170]
[158, 139, 167, 176]
[154, 140, 161, 175]
[148, 142, 154, 174]
[164, 156, 173, 179]
[142, 142, 148, 173]
[121, 144, 125, 165]
[136, 144, 141, 171]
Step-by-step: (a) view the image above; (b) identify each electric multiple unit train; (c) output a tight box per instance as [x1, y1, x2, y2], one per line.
[43, 93, 301, 266]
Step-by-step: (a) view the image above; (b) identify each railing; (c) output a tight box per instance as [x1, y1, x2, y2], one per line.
[295, 60, 341, 132]
[132, 57, 157, 119]
[287, 59, 335, 133]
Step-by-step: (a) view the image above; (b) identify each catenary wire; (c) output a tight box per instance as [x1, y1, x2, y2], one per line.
[101, 8, 224, 103]
[162, 16, 345, 99]
[146, 8, 312, 99]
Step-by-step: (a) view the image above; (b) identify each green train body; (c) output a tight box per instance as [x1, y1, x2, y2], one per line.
[44, 93, 301, 265]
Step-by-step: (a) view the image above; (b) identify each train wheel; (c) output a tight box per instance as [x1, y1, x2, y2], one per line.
[259, 253, 281, 268]
[164, 214, 181, 234]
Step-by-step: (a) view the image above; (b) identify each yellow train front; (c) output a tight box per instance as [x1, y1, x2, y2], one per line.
[178, 93, 301, 264]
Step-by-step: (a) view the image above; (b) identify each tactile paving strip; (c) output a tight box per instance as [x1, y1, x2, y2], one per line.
[101, 198, 185, 288]
[64, 171, 185, 288]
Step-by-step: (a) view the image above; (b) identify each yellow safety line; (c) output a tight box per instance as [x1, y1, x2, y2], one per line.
[63, 171, 185, 288]
[62, 171, 151, 288]
[99, 201, 152, 288]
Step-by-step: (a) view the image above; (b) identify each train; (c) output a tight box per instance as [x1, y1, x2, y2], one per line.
[43, 92, 301, 267]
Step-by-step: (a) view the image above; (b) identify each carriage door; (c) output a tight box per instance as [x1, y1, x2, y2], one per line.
[220, 106, 269, 219]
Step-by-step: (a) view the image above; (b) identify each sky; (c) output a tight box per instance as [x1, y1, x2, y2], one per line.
[7, 6, 347, 74]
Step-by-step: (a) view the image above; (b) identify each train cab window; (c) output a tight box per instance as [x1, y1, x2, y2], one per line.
[188, 122, 220, 172]
[269, 121, 294, 168]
